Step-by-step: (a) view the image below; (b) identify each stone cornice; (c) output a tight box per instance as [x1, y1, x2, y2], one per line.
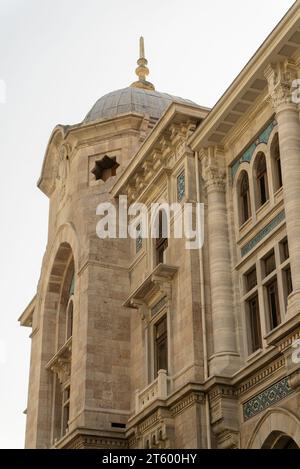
[189, 1, 300, 150]
[38, 113, 150, 198]
[18, 295, 36, 327]
[54, 427, 128, 449]
[111, 103, 207, 198]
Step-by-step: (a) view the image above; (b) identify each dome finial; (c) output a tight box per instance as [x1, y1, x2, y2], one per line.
[130, 36, 155, 91]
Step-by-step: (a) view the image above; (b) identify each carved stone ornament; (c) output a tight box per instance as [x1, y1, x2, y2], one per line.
[56, 144, 70, 199]
[264, 60, 299, 110]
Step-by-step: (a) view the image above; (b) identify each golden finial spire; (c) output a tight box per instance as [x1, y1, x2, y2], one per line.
[130, 36, 155, 91]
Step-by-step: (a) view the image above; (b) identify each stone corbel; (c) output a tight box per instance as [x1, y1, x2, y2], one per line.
[129, 298, 148, 320]
[152, 276, 172, 304]
[208, 383, 239, 449]
[51, 357, 71, 385]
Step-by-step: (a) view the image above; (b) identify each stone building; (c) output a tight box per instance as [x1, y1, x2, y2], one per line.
[19, 2, 300, 449]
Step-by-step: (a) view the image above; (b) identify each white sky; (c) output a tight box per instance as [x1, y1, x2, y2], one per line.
[0, 0, 295, 449]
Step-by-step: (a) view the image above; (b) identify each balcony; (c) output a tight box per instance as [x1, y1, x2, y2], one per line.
[135, 369, 171, 413]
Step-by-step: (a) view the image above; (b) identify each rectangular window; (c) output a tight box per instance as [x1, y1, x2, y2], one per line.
[247, 295, 262, 354]
[266, 279, 281, 330]
[66, 301, 73, 341]
[61, 386, 70, 436]
[177, 172, 185, 202]
[156, 211, 168, 265]
[276, 156, 283, 189]
[283, 266, 293, 305]
[154, 316, 168, 375]
[245, 267, 257, 292]
[280, 238, 289, 263]
[264, 250, 276, 277]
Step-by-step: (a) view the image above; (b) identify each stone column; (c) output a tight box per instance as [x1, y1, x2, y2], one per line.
[265, 61, 300, 316]
[202, 147, 239, 376]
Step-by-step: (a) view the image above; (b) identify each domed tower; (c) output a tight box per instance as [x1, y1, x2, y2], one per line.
[19, 38, 200, 449]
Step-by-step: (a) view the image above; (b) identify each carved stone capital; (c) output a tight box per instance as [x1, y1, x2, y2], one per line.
[264, 60, 299, 111]
[201, 147, 226, 193]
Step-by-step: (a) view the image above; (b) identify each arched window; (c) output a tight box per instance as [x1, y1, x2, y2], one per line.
[58, 262, 75, 348]
[254, 152, 269, 209]
[239, 171, 251, 225]
[271, 133, 282, 191]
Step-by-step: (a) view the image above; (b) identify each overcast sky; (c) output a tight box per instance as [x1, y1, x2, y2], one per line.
[0, 0, 295, 449]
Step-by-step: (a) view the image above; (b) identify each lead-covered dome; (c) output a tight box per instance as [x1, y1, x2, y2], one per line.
[84, 87, 196, 123]
[84, 37, 198, 124]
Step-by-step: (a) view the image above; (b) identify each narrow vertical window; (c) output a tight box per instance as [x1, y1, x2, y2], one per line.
[280, 237, 289, 263]
[61, 386, 70, 436]
[284, 267, 293, 305]
[239, 172, 251, 225]
[177, 172, 185, 202]
[271, 133, 282, 191]
[154, 316, 168, 375]
[266, 279, 281, 330]
[66, 300, 73, 341]
[247, 295, 262, 354]
[255, 153, 269, 208]
[263, 250, 276, 277]
[156, 211, 168, 265]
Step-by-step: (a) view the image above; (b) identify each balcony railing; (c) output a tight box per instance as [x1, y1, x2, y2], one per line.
[135, 369, 170, 413]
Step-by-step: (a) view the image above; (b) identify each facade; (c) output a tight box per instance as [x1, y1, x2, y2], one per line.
[19, 3, 300, 449]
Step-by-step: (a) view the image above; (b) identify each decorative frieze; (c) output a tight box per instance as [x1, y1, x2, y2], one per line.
[243, 377, 293, 421]
[236, 357, 285, 397]
[170, 392, 204, 417]
[241, 210, 285, 257]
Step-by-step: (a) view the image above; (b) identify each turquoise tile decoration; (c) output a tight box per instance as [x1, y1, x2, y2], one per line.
[243, 377, 292, 421]
[136, 224, 142, 253]
[231, 120, 277, 178]
[177, 172, 185, 202]
[241, 211, 285, 257]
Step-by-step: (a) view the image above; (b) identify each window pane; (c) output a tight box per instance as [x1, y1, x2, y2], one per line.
[280, 238, 289, 263]
[264, 251, 276, 277]
[247, 295, 262, 354]
[259, 176, 267, 205]
[245, 267, 257, 292]
[155, 317, 168, 374]
[284, 267, 293, 304]
[267, 280, 281, 330]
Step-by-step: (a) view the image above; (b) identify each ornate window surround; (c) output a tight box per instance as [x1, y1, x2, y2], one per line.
[124, 264, 177, 409]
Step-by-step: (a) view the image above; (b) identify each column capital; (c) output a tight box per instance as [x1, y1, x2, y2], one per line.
[264, 60, 299, 111]
[201, 146, 226, 192]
